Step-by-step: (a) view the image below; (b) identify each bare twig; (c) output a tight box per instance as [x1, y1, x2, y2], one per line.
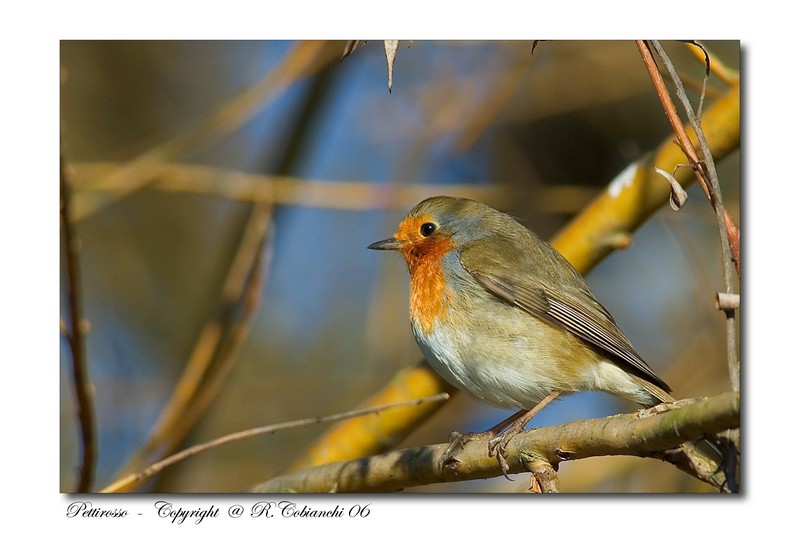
[643, 40, 740, 394]
[100, 393, 450, 493]
[61, 156, 97, 492]
[682, 41, 710, 118]
[683, 40, 739, 87]
[636, 42, 712, 197]
[638, 40, 740, 274]
[639, 43, 741, 492]
[250, 392, 739, 493]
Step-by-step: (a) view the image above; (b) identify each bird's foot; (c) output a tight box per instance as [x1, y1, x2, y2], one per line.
[439, 393, 560, 480]
[488, 425, 525, 480]
[437, 427, 519, 480]
[438, 429, 496, 471]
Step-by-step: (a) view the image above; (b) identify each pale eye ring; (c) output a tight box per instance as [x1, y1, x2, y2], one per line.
[420, 222, 437, 237]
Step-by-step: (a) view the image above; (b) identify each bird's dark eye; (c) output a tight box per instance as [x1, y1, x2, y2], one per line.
[420, 222, 437, 237]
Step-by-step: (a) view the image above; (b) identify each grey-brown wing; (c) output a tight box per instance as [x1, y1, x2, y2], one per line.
[466, 266, 671, 393]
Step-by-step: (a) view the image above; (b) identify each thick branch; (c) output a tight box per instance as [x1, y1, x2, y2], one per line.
[249, 391, 739, 493]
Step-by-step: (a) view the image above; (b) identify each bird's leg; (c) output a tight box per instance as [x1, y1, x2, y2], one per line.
[438, 409, 527, 471]
[488, 391, 561, 477]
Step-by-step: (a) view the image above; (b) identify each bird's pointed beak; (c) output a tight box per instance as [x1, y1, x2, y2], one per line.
[368, 237, 403, 251]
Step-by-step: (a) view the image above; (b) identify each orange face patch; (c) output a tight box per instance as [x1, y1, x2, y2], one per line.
[394, 215, 455, 334]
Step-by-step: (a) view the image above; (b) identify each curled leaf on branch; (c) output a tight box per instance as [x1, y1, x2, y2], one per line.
[654, 166, 689, 210]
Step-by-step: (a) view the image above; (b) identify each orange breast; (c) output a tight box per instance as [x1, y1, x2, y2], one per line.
[402, 236, 455, 335]
[393, 215, 456, 334]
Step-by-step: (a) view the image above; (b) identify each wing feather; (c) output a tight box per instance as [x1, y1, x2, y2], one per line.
[462, 246, 671, 393]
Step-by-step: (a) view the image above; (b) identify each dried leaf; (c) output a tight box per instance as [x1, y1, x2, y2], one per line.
[654, 166, 689, 210]
[384, 40, 400, 93]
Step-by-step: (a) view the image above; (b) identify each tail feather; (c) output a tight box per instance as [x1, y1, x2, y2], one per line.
[630, 374, 675, 406]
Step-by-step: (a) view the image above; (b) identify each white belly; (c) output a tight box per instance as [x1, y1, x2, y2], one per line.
[412, 311, 563, 410]
[411, 303, 650, 410]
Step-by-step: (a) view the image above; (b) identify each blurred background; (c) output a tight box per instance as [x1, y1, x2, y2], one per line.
[59, 40, 740, 493]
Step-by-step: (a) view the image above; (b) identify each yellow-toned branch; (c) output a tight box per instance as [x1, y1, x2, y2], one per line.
[554, 80, 740, 272]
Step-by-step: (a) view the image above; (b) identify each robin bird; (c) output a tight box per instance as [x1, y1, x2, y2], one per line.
[368, 195, 680, 475]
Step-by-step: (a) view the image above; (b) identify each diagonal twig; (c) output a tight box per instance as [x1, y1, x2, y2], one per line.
[116, 202, 274, 490]
[100, 393, 450, 493]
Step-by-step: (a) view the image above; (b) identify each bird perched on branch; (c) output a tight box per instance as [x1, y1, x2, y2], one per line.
[369, 195, 679, 475]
